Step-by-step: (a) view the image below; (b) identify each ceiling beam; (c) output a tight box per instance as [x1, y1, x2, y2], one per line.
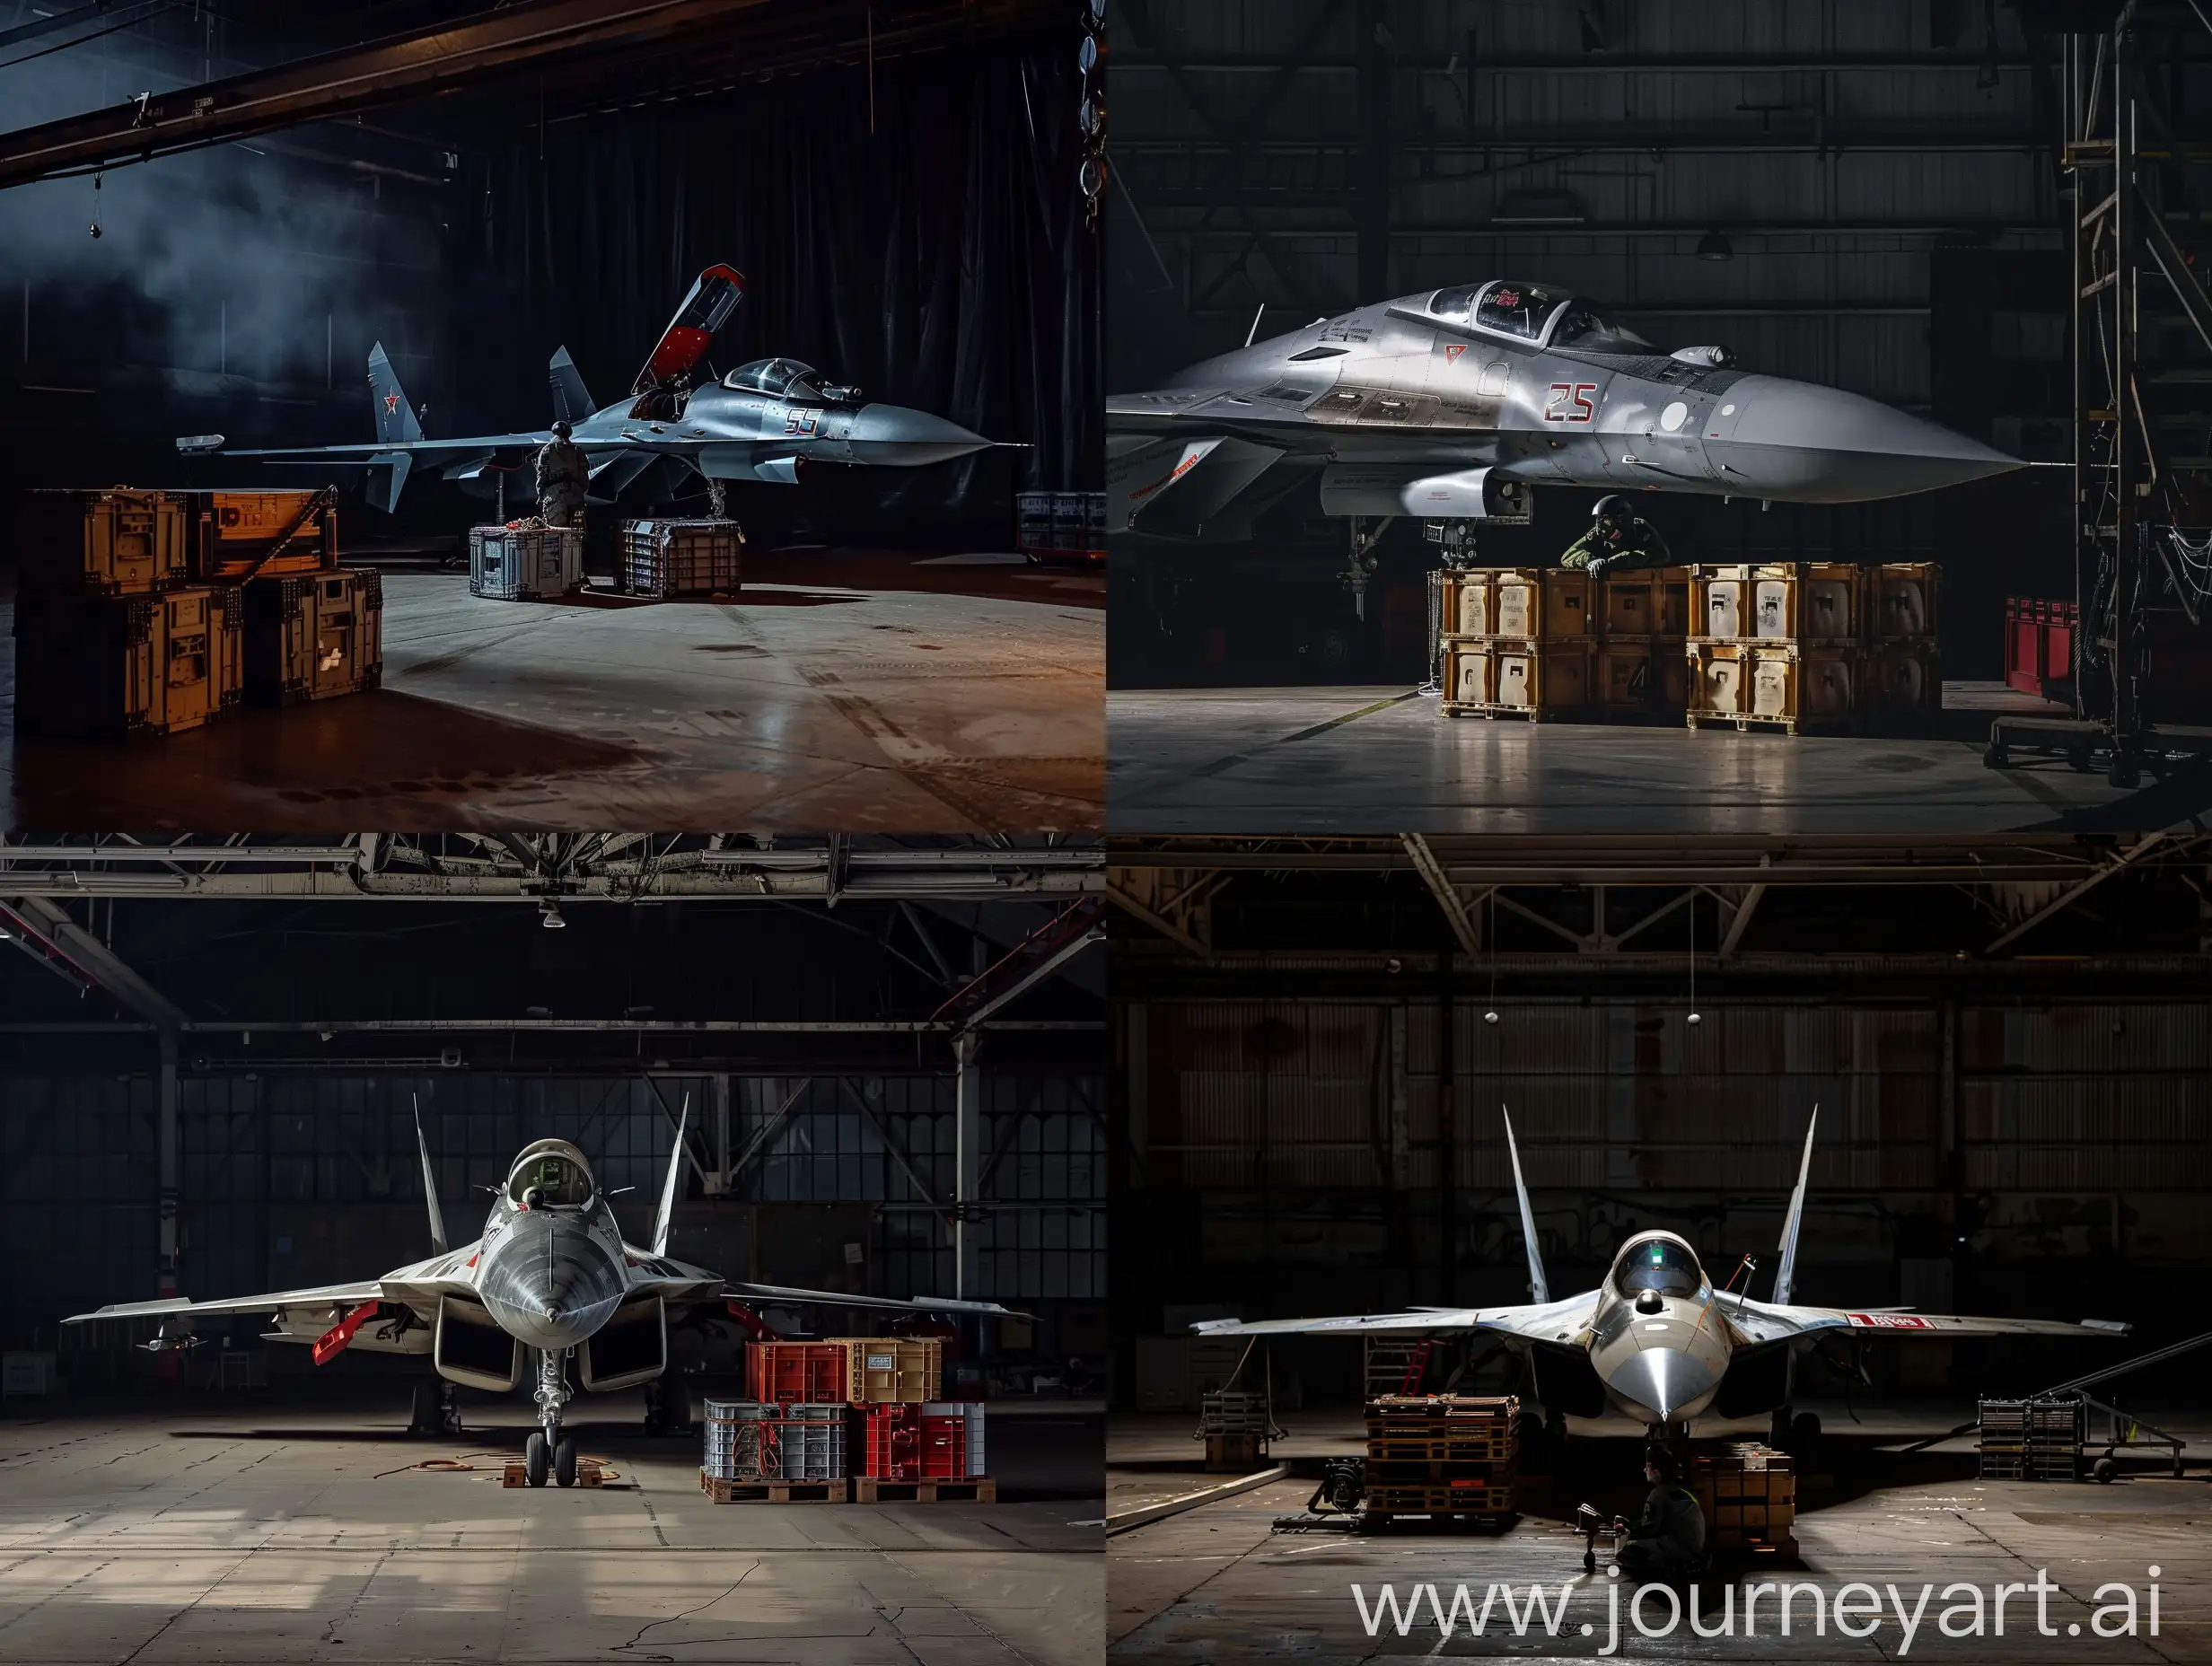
[0, 897, 186, 1027]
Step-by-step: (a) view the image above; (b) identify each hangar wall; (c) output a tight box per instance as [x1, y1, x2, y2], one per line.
[1, 1064, 1102, 1351]
[1112, 987, 2210, 1401]
[1106, 0, 2075, 682]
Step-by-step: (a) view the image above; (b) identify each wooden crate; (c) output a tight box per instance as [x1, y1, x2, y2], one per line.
[621, 518, 742, 598]
[700, 1473, 850, 1504]
[13, 587, 218, 741]
[1691, 1443, 1796, 1550]
[196, 489, 338, 581]
[1441, 571, 1497, 637]
[1596, 566, 1690, 638]
[1596, 638, 1689, 715]
[19, 487, 190, 597]
[835, 1337, 943, 1404]
[1444, 637, 1593, 720]
[1866, 562, 1940, 644]
[853, 1476, 997, 1504]
[242, 570, 382, 706]
[208, 584, 245, 712]
[1441, 638, 1496, 706]
[1692, 563, 1858, 644]
[1859, 642, 1942, 722]
[1364, 1482, 1517, 1516]
[1494, 569, 1592, 640]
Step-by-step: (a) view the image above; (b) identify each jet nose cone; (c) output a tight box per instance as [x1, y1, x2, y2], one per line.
[847, 403, 993, 466]
[1609, 1346, 1720, 1425]
[1707, 374, 2023, 503]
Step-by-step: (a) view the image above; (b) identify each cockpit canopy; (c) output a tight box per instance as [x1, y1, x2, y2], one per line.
[507, 1139, 595, 1209]
[1611, 1235, 1704, 1298]
[1424, 281, 1655, 354]
[722, 357, 828, 401]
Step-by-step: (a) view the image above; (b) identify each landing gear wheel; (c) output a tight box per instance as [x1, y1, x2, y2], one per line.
[1791, 1411, 1822, 1455]
[2093, 1456, 2117, 1484]
[524, 1431, 549, 1487]
[554, 1435, 577, 1488]
[409, 1380, 441, 1435]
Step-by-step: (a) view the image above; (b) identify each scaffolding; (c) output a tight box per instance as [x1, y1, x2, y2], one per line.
[1988, 2, 2212, 782]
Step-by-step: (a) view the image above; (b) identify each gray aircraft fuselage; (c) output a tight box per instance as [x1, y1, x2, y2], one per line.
[1107, 278, 2022, 538]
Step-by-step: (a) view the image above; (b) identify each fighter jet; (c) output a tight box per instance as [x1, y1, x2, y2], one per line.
[1108, 278, 2022, 575]
[1190, 1109, 2124, 1447]
[181, 265, 999, 514]
[65, 1105, 1016, 1488]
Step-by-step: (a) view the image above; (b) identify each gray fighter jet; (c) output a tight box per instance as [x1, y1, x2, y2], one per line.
[1109, 278, 2022, 592]
[182, 265, 998, 514]
[1191, 1109, 2124, 1446]
[65, 1105, 1015, 1488]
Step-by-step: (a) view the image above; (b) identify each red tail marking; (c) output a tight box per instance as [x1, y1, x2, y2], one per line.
[311, 1302, 382, 1366]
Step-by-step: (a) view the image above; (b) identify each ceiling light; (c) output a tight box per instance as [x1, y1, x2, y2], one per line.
[540, 901, 566, 930]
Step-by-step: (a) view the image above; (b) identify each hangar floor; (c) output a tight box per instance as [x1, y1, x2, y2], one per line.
[2, 548, 1103, 832]
[1107, 1407, 2208, 1662]
[0, 1390, 1102, 1666]
[1107, 684, 2202, 834]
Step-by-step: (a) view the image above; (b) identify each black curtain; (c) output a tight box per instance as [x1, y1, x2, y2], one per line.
[461, 31, 1099, 539]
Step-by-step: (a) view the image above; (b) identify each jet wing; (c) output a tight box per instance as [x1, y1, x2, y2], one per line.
[1107, 388, 1331, 446]
[1190, 1292, 1601, 1345]
[720, 1281, 1029, 1320]
[65, 1242, 489, 1325]
[224, 433, 558, 461]
[66, 1280, 394, 1324]
[1723, 1296, 2130, 1346]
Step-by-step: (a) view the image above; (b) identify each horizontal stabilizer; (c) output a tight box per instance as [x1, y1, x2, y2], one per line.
[366, 451, 413, 514]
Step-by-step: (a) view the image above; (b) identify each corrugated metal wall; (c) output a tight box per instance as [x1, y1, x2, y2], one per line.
[1124, 996, 2211, 1273]
[1, 1066, 1102, 1341]
[1114, 0, 2059, 408]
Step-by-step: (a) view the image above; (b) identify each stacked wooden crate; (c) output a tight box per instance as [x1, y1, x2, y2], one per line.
[1437, 570, 1595, 720]
[620, 518, 742, 597]
[1593, 566, 1690, 719]
[1687, 561, 1940, 734]
[14, 488, 224, 740]
[1359, 1393, 1519, 1523]
[1690, 1443, 1797, 1553]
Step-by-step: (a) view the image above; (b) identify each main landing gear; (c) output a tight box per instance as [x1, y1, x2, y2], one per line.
[1770, 1405, 1821, 1454]
[525, 1346, 578, 1488]
[410, 1378, 463, 1436]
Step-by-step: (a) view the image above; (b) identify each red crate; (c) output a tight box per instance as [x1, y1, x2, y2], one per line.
[863, 1403, 924, 1480]
[747, 1341, 849, 1406]
[922, 1415, 970, 1479]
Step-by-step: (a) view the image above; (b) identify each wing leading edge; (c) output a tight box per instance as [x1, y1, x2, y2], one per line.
[1189, 1292, 1601, 1344]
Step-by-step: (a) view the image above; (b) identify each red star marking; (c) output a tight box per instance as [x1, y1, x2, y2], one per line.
[383, 394, 399, 414]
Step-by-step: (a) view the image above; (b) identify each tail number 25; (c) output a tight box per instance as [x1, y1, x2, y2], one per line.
[1544, 382, 1598, 424]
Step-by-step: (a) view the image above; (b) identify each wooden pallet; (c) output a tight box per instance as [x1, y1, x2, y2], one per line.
[1686, 709, 1852, 737]
[501, 1455, 615, 1488]
[1364, 1483, 1517, 1514]
[699, 1473, 849, 1504]
[1441, 700, 1565, 723]
[1366, 1435, 1515, 1463]
[853, 1476, 997, 1504]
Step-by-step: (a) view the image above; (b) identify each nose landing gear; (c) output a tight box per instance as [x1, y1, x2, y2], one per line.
[527, 1346, 578, 1487]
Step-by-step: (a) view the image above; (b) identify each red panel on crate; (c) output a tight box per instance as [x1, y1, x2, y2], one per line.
[921, 1416, 970, 1479]
[747, 1341, 849, 1406]
[863, 1403, 923, 1480]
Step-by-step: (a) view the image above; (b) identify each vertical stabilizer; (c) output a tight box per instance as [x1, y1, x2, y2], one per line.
[549, 347, 593, 425]
[368, 343, 423, 443]
[1773, 1108, 1818, 1306]
[412, 1094, 447, 1255]
[1501, 1106, 1549, 1303]
[652, 1095, 690, 1258]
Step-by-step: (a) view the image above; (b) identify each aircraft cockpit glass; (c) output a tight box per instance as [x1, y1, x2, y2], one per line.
[1549, 302, 1655, 354]
[1474, 281, 1570, 342]
[722, 357, 827, 401]
[1428, 285, 1482, 325]
[1613, 1238, 1702, 1297]
[508, 1152, 592, 1208]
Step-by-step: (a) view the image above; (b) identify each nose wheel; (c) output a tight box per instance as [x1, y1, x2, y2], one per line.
[524, 1346, 575, 1488]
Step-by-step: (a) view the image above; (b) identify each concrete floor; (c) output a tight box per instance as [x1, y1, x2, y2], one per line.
[3, 549, 1102, 832]
[1108, 1406, 2210, 1661]
[0, 1390, 1102, 1665]
[1108, 683, 2208, 834]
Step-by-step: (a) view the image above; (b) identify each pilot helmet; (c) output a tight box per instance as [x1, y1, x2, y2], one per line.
[1591, 495, 1632, 537]
[550, 419, 573, 441]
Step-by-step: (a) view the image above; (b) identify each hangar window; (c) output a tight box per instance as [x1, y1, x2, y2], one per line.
[1612, 1238, 1702, 1297]
[1474, 281, 1569, 343]
[723, 358, 828, 401]
[1549, 303, 1655, 355]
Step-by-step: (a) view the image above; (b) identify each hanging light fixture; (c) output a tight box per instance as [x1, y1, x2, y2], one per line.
[1483, 890, 1500, 1023]
[1686, 890, 1702, 1026]
[1696, 228, 1733, 262]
